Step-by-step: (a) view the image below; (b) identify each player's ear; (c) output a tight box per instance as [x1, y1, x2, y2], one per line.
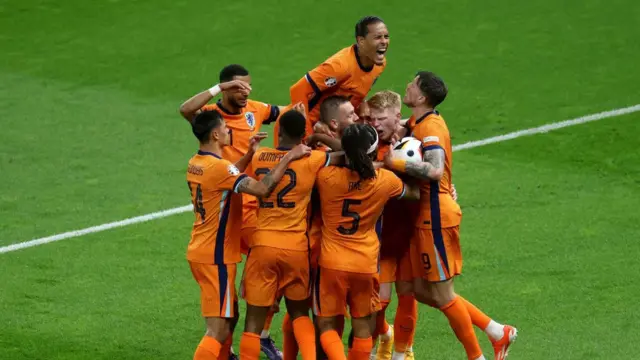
[330, 119, 338, 131]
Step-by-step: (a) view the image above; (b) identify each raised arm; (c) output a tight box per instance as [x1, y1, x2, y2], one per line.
[179, 80, 251, 121]
[234, 132, 268, 172]
[236, 144, 311, 197]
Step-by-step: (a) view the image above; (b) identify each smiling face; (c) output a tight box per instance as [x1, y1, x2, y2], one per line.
[357, 22, 389, 66]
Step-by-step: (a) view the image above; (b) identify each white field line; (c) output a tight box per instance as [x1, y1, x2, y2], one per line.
[2, 104, 639, 254]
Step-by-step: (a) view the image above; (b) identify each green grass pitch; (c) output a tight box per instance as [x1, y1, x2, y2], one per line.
[1, 0, 639, 359]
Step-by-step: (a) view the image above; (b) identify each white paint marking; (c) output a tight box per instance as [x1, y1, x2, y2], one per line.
[2, 104, 639, 254]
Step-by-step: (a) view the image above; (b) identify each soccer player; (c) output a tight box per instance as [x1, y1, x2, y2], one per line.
[366, 91, 419, 360]
[239, 110, 343, 360]
[385, 72, 517, 360]
[186, 110, 310, 360]
[314, 124, 419, 360]
[305, 95, 359, 151]
[273, 15, 389, 146]
[180, 64, 291, 359]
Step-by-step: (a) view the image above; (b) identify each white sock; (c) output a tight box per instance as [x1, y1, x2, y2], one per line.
[380, 326, 393, 342]
[260, 330, 270, 339]
[406, 345, 413, 352]
[485, 320, 504, 341]
[474, 356, 486, 360]
[391, 351, 405, 360]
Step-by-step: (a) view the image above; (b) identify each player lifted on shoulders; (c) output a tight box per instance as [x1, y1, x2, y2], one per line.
[186, 110, 310, 360]
[180, 64, 291, 360]
[273, 15, 389, 146]
[314, 124, 419, 360]
[385, 72, 517, 360]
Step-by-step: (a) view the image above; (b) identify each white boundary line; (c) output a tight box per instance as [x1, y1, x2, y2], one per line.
[2, 104, 639, 254]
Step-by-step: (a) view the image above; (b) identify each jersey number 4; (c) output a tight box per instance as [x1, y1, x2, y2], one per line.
[337, 199, 361, 235]
[188, 181, 206, 223]
[255, 168, 297, 208]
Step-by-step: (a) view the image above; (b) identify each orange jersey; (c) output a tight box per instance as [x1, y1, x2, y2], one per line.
[202, 100, 279, 163]
[186, 151, 248, 264]
[202, 100, 279, 219]
[408, 111, 461, 229]
[317, 167, 405, 274]
[249, 148, 330, 251]
[376, 142, 391, 161]
[291, 45, 386, 131]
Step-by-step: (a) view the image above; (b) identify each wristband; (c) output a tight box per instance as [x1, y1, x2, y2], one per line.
[208, 84, 221, 97]
[390, 159, 407, 173]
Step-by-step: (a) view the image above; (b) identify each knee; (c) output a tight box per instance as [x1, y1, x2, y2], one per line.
[205, 320, 230, 343]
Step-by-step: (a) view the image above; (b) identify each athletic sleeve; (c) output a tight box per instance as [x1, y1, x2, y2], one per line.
[210, 160, 248, 193]
[381, 169, 405, 199]
[307, 150, 331, 174]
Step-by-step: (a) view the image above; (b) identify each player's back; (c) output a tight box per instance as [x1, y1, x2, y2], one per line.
[186, 151, 245, 264]
[293, 45, 385, 127]
[251, 148, 330, 251]
[409, 111, 461, 229]
[316, 167, 404, 273]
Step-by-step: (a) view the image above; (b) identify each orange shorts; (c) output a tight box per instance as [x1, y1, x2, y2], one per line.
[410, 226, 462, 282]
[189, 261, 237, 318]
[242, 246, 310, 307]
[396, 247, 413, 282]
[379, 257, 397, 284]
[313, 267, 381, 318]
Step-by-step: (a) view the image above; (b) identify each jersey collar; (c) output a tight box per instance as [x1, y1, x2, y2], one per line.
[197, 150, 222, 159]
[353, 45, 374, 73]
[276, 146, 292, 151]
[216, 100, 242, 115]
[414, 110, 439, 126]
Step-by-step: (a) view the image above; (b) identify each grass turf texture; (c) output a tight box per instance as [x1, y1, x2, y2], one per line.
[1, 0, 639, 358]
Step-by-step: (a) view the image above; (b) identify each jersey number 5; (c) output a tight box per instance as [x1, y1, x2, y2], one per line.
[188, 181, 206, 223]
[255, 168, 297, 208]
[337, 199, 361, 235]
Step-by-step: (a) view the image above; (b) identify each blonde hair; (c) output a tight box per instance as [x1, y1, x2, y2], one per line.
[367, 90, 401, 111]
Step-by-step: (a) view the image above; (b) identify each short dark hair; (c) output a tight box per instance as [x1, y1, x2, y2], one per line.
[341, 123, 377, 180]
[219, 64, 249, 83]
[416, 71, 447, 107]
[192, 110, 223, 143]
[279, 110, 307, 140]
[319, 95, 350, 124]
[355, 16, 384, 38]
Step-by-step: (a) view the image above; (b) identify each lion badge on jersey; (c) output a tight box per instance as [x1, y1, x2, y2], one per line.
[245, 112, 256, 130]
[324, 77, 337, 87]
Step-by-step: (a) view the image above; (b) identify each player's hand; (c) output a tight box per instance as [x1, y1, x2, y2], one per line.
[451, 184, 458, 201]
[292, 102, 306, 115]
[314, 122, 332, 136]
[249, 132, 268, 153]
[219, 80, 252, 92]
[287, 144, 312, 160]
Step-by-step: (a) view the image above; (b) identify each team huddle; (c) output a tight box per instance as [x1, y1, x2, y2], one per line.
[181, 16, 517, 360]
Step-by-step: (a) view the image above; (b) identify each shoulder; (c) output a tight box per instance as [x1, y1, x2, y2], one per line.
[246, 99, 269, 110]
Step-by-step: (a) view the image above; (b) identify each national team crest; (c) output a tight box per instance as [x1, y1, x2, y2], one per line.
[245, 112, 255, 130]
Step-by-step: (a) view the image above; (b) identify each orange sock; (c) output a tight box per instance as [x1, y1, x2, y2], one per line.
[218, 335, 233, 360]
[194, 336, 222, 360]
[440, 297, 483, 360]
[282, 313, 299, 360]
[292, 316, 317, 360]
[239, 332, 261, 360]
[348, 337, 372, 360]
[320, 330, 346, 360]
[336, 315, 345, 338]
[393, 295, 417, 352]
[459, 296, 491, 329]
[263, 310, 275, 335]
